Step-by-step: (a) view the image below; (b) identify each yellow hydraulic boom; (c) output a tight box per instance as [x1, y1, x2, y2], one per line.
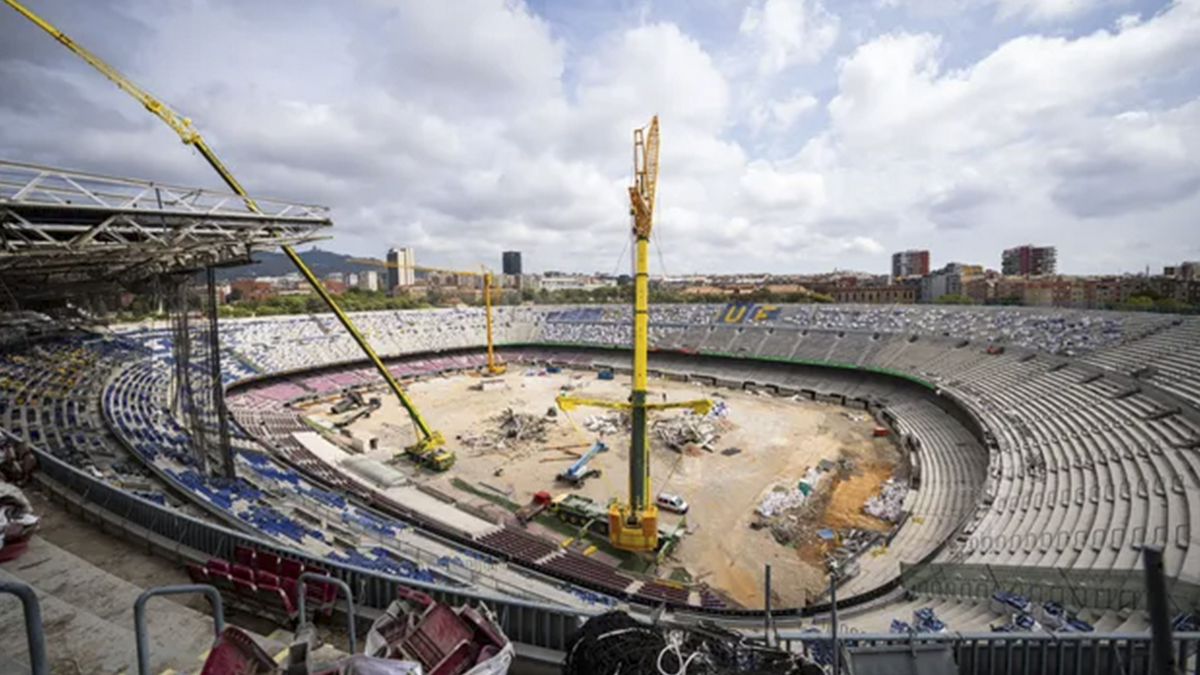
[349, 259, 506, 375]
[556, 116, 711, 551]
[3, 0, 451, 463]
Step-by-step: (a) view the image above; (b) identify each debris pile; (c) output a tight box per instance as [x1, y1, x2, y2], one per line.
[0, 482, 38, 561]
[583, 412, 627, 436]
[863, 478, 909, 523]
[493, 408, 549, 442]
[652, 402, 733, 453]
[458, 408, 556, 453]
[756, 467, 826, 517]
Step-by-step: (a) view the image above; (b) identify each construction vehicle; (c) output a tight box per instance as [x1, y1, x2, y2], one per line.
[548, 493, 681, 544]
[331, 391, 367, 415]
[548, 494, 610, 530]
[3, 0, 457, 471]
[350, 258, 506, 376]
[556, 440, 608, 486]
[555, 117, 712, 552]
[515, 490, 554, 524]
[333, 398, 381, 429]
[402, 443, 456, 472]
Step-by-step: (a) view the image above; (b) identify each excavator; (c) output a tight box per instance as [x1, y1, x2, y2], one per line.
[556, 117, 712, 552]
[3, 0, 456, 472]
[348, 259, 506, 376]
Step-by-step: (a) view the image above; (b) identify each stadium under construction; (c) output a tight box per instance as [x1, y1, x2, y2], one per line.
[3, 1, 1200, 673]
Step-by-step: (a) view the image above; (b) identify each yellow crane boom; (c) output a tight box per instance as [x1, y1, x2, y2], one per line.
[3, 0, 450, 462]
[556, 116, 710, 552]
[349, 259, 505, 375]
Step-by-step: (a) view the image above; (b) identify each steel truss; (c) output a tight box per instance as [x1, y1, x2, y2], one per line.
[0, 160, 330, 300]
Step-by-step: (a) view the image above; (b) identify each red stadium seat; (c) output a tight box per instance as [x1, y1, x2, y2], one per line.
[255, 551, 280, 576]
[280, 558, 303, 580]
[254, 570, 279, 587]
[185, 562, 210, 585]
[230, 564, 255, 585]
[232, 577, 257, 602]
[233, 545, 256, 570]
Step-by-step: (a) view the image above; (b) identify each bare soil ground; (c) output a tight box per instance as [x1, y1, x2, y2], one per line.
[313, 368, 901, 609]
[821, 464, 897, 533]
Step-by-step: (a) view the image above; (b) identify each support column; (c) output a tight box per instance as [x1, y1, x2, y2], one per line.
[206, 267, 234, 478]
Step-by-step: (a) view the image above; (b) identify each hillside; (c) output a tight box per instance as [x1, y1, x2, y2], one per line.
[215, 248, 382, 281]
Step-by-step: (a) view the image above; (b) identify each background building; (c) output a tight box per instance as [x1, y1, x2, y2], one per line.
[892, 250, 930, 279]
[502, 251, 522, 276]
[920, 263, 965, 302]
[1002, 245, 1057, 276]
[386, 247, 415, 290]
[356, 270, 379, 292]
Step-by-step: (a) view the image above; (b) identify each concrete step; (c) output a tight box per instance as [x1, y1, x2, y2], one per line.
[0, 536, 297, 675]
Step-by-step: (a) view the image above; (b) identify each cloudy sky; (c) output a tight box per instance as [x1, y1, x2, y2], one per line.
[2, 0, 1198, 276]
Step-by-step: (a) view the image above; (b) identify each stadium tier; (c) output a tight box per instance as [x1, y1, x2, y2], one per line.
[4, 304, 1200, 633]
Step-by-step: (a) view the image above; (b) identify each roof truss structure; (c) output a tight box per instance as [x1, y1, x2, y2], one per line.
[0, 160, 331, 301]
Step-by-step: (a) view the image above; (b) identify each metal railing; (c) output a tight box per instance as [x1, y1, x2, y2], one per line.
[134, 584, 224, 675]
[775, 630, 1200, 675]
[0, 580, 48, 675]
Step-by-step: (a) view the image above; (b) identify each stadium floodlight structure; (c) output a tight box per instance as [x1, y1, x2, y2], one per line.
[0, 159, 330, 301]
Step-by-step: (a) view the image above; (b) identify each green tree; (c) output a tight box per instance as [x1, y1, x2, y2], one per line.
[934, 293, 974, 305]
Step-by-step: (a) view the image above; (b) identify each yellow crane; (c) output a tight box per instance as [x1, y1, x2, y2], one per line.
[556, 116, 711, 552]
[3, 0, 455, 471]
[348, 259, 506, 376]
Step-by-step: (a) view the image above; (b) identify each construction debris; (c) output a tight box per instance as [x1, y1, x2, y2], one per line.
[652, 402, 732, 453]
[458, 408, 558, 455]
[863, 478, 909, 523]
[495, 408, 549, 441]
[756, 466, 826, 517]
[583, 412, 626, 436]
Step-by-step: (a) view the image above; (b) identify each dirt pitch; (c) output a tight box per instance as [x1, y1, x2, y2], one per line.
[310, 368, 901, 608]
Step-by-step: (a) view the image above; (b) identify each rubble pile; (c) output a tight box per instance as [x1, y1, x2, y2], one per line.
[583, 412, 626, 436]
[494, 408, 549, 442]
[757, 467, 825, 517]
[863, 478, 909, 523]
[651, 401, 733, 453]
[457, 408, 556, 453]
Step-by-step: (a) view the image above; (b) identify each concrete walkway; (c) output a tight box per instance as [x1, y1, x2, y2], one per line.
[0, 537, 289, 675]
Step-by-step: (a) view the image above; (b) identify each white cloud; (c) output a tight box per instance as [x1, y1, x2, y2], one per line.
[1, 0, 1199, 277]
[875, 0, 1126, 23]
[749, 92, 819, 135]
[740, 0, 840, 73]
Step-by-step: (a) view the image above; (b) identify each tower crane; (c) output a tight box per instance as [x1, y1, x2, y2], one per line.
[556, 116, 712, 552]
[348, 259, 506, 376]
[3, 0, 455, 470]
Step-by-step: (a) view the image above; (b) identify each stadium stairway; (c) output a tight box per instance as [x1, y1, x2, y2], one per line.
[0, 536, 335, 674]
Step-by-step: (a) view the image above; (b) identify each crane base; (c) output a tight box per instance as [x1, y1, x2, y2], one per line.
[607, 504, 659, 551]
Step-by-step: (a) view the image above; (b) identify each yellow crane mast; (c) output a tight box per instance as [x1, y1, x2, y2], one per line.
[348, 259, 506, 375]
[3, 0, 454, 470]
[557, 116, 711, 552]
